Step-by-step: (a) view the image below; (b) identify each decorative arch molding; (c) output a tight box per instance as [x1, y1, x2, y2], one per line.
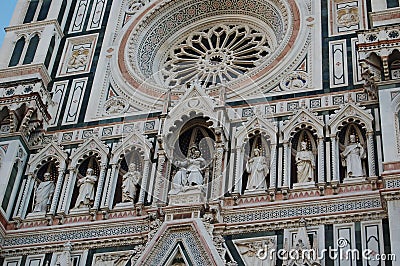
[281, 108, 324, 141]
[233, 116, 278, 192]
[70, 137, 109, 166]
[102, 132, 153, 209]
[14, 143, 68, 219]
[27, 143, 68, 175]
[110, 132, 152, 164]
[162, 82, 229, 158]
[163, 82, 218, 135]
[328, 102, 373, 135]
[59, 138, 109, 214]
[328, 102, 375, 181]
[235, 116, 278, 147]
[281, 108, 325, 187]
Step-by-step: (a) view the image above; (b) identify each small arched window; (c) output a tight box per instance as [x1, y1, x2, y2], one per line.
[9, 37, 26, 67]
[37, 0, 52, 21]
[23, 34, 40, 65]
[23, 0, 39, 23]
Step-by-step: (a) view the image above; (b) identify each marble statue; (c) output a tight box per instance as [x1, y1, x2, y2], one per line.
[295, 141, 315, 183]
[246, 148, 269, 191]
[33, 173, 55, 213]
[341, 134, 365, 177]
[169, 147, 206, 195]
[75, 168, 97, 208]
[186, 149, 206, 186]
[122, 163, 141, 203]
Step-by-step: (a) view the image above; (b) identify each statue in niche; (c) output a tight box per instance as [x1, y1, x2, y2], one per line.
[75, 168, 97, 208]
[169, 146, 206, 195]
[246, 148, 269, 191]
[295, 141, 315, 183]
[341, 134, 365, 178]
[32, 173, 55, 213]
[122, 163, 141, 203]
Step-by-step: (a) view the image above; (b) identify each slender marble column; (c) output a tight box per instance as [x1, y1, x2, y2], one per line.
[317, 138, 325, 183]
[49, 168, 66, 215]
[233, 147, 243, 194]
[269, 144, 277, 189]
[138, 159, 151, 205]
[331, 135, 339, 181]
[102, 163, 117, 209]
[282, 142, 289, 187]
[366, 132, 376, 177]
[93, 163, 108, 210]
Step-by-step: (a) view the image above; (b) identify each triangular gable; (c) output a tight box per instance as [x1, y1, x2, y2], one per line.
[328, 102, 373, 134]
[135, 219, 224, 266]
[70, 137, 109, 165]
[281, 108, 324, 140]
[111, 132, 152, 163]
[164, 82, 218, 135]
[28, 142, 68, 173]
[235, 116, 278, 146]
[168, 83, 216, 121]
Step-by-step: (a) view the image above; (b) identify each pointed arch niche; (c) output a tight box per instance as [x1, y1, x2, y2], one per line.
[290, 129, 317, 186]
[14, 143, 68, 220]
[161, 82, 229, 202]
[103, 132, 152, 210]
[328, 102, 375, 182]
[234, 116, 277, 194]
[168, 116, 216, 200]
[59, 138, 108, 214]
[69, 154, 101, 210]
[281, 109, 325, 188]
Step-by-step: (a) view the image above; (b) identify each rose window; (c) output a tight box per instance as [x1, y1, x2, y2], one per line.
[162, 24, 273, 87]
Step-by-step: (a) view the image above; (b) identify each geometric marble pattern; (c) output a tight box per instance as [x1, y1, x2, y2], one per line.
[223, 198, 381, 223]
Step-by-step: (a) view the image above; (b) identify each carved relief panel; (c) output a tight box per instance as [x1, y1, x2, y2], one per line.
[330, 0, 367, 36]
[57, 34, 98, 77]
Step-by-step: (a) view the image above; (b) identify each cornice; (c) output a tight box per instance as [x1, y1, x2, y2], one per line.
[5, 19, 64, 38]
[0, 64, 51, 88]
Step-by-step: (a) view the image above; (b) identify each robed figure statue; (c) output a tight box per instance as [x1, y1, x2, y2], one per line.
[246, 148, 269, 191]
[75, 168, 97, 208]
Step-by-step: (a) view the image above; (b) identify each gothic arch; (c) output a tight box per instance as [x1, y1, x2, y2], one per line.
[16, 143, 70, 217]
[234, 116, 278, 193]
[58, 138, 109, 214]
[281, 108, 324, 141]
[110, 132, 152, 164]
[328, 102, 373, 135]
[27, 143, 68, 175]
[70, 137, 109, 166]
[235, 116, 278, 148]
[104, 132, 153, 209]
[328, 102, 375, 180]
[162, 82, 228, 159]
[281, 109, 324, 187]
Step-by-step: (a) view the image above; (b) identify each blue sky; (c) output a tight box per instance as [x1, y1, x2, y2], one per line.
[0, 1, 18, 47]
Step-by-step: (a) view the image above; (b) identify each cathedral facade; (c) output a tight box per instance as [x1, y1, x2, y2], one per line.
[0, 0, 400, 265]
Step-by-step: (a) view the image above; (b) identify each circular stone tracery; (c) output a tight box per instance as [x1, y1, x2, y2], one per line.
[116, 0, 303, 101]
[163, 24, 273, 87]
